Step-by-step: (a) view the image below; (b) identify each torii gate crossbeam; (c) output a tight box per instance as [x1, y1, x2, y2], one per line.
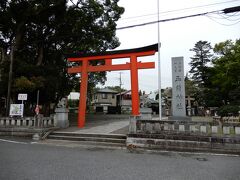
[67, 44, 158, 128]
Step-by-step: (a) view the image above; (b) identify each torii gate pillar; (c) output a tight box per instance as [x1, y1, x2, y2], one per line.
[130, 55, 140, 115]
[67, 44, 158, 128]
[78, 60, 88, 128]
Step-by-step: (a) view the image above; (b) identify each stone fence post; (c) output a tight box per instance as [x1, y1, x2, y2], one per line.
[129, 115, 141, 134]
[54, 107, 69, 128]
[140, 107, 152, 120]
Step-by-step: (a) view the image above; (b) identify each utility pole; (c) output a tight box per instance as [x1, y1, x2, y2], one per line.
[119, 72, 123, 113]
[6, 44, 14, 116]
[119, 72, 123, 92]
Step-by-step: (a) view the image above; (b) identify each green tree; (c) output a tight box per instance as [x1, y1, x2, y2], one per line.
[189, 41, 213, 106]
[211, 39, 240, 105]
[0, 0, 124, 115]
[106, 86, 126, 93]
[189, 40, 213, 86]
[184, 74, 198, 96]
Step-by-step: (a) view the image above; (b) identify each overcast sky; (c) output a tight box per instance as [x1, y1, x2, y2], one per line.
[99, 0, 240, 93]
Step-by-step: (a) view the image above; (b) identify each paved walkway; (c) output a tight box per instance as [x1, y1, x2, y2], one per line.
[59, 119, 129, 134]
[58, 114, 130, 134]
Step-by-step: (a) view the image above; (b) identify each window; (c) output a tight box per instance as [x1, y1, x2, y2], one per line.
[102, 93, 107, 99]
[112, 94, 115, 99]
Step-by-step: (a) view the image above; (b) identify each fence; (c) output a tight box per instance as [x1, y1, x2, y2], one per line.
[0, 116, 55, 128]
[129, 116, 240, 136]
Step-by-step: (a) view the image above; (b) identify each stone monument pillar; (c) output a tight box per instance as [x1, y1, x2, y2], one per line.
[170, 57, 190, 120]
[54, 98, 69, 128]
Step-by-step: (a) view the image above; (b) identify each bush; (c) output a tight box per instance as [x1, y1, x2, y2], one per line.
[68, 99, 79, 108]
[218, 105, 240, 117]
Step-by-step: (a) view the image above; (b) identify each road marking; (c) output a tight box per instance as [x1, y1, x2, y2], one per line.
[30, 142, 38, 144]
[0, 138, 28, 145]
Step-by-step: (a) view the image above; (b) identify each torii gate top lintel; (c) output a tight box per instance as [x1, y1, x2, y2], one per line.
[67, 44, 158, 128]
[67, 43, 158, 60]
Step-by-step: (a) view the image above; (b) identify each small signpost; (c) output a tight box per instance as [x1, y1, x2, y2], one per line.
[9, 104, 24, 117]
[10, 93, 28, 117]
[18, 93, 28, 102]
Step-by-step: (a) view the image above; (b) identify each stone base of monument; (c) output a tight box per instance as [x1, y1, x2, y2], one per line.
[54, 108, 69, 128]
[128, 108, 153, 134]
[168, 116, 192, 121]
[140, 108, 152, 120]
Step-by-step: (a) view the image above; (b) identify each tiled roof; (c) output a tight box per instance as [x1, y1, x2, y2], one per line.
[97, 88, 118, 93]
[116, 90, 131, 96]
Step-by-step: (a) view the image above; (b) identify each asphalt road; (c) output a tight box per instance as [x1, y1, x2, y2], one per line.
[0, 137, 240, 180]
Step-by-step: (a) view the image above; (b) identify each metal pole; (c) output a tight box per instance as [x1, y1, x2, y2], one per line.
[35, 90, 40, 127]
[36, 90, 39, 106]
[157, 0, 162, 120]
[6, 44, 14, 116]
[21, 100, 23, 117]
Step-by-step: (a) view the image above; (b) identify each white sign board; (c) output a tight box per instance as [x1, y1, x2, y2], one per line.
[9, 104, 24, 116]
[18, 94, 28, 101]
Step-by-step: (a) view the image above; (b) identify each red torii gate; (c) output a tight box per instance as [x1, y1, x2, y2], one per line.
[67, 44, 158, 128]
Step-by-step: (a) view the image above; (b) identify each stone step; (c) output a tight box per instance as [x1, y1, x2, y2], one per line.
[44, 139, 126, 149]
[47, 132, 126, 145]
[50, 132, 126, 139]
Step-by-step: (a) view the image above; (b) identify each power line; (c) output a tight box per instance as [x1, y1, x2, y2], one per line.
[223, 5, 240, 13]
[117, 11, 210, 30]
[208, 12, 240, 20]
[117, 6, 240, 30]
[206, 15, 240, 26]
[2, 5, 239, 46]
[119, 0, 240, 21]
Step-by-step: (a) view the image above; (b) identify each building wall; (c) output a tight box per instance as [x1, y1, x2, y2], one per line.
[121, 99, 131, 106]
[93, 93, 117, 106]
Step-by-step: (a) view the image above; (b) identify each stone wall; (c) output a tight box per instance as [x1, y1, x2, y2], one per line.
[127, 116, 240, 154]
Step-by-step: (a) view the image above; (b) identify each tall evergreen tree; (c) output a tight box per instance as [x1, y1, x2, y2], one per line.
[189, 41, 213, 106]
[189, 41, 213, 87]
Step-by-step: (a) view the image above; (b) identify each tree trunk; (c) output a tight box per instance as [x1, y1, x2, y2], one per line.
[15, 21, 25, 50]
[36, 45, 44, 66]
